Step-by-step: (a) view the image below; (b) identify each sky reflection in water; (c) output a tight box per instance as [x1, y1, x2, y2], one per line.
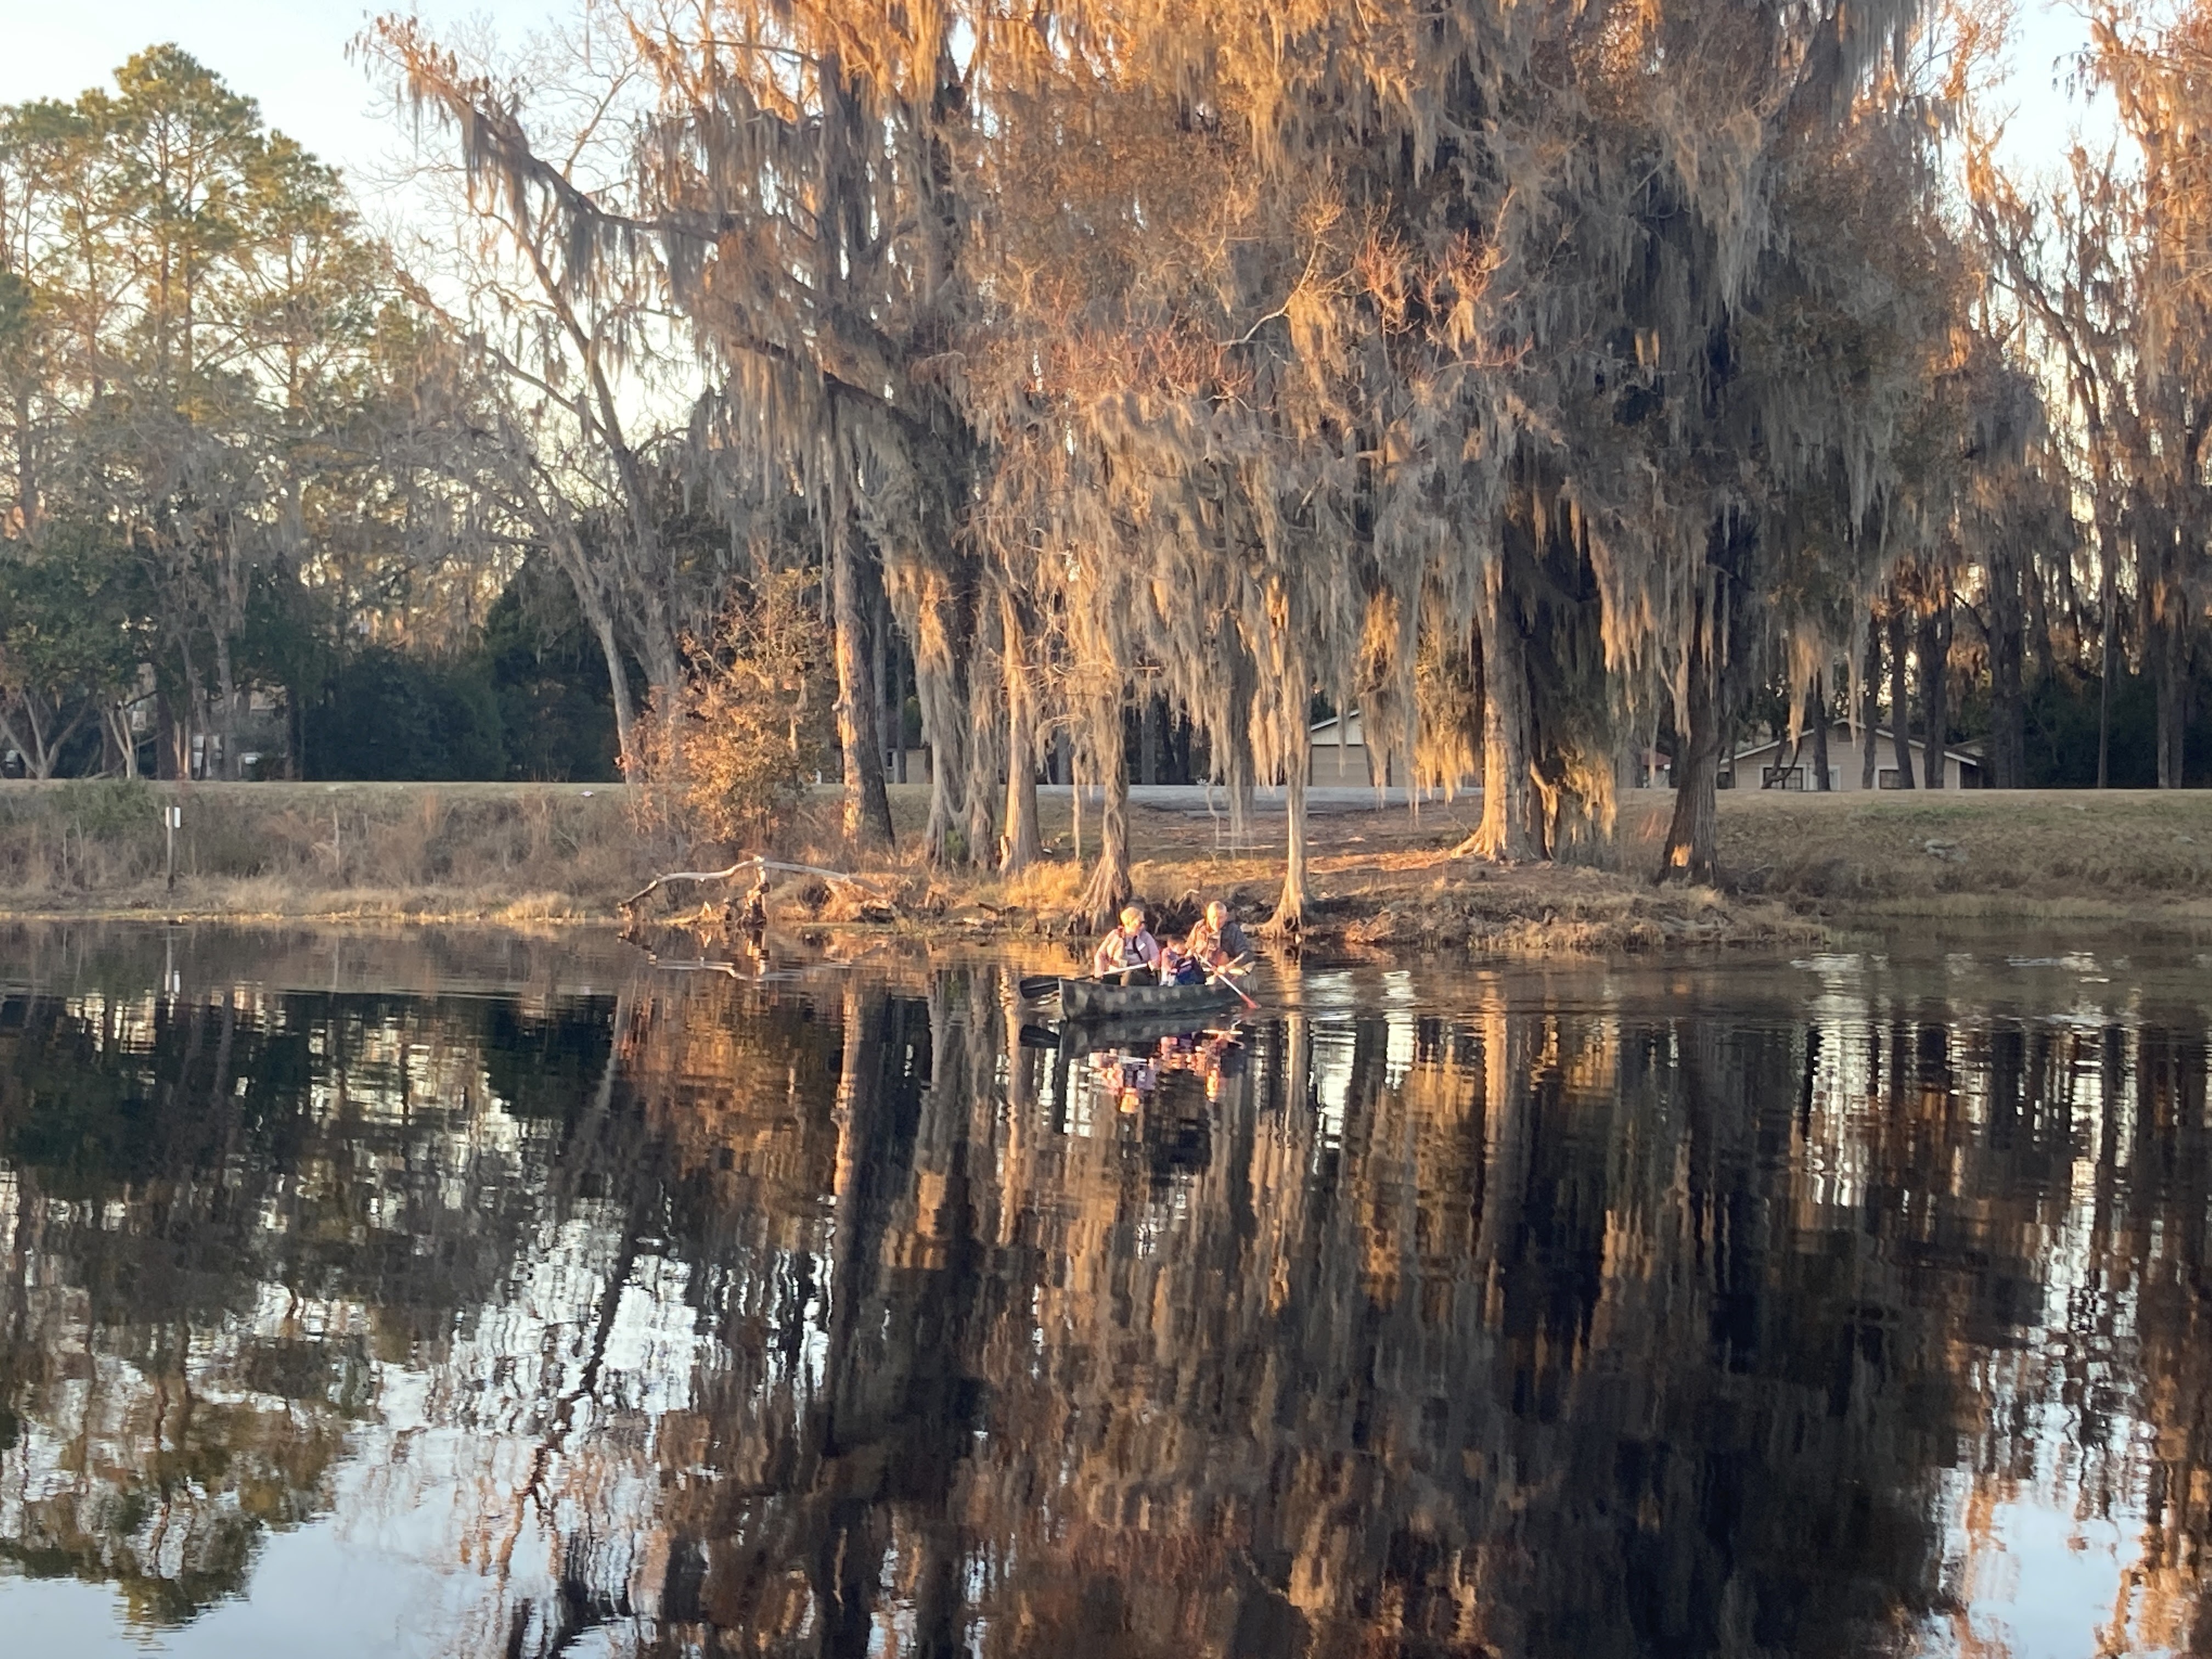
[1, 923, 2208, 1659]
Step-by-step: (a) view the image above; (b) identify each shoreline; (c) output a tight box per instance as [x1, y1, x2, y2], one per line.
[0, 861, 1822, 957]
[4, 783, 2210, 957]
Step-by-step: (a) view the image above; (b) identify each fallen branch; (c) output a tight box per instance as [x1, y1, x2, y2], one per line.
[619, 855, 883, 911]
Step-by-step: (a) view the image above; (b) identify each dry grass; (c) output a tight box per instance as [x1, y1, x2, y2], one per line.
[1706, 788, 2212, 919]
[0, 780, 645, 921]
[974, 857, 1090, 915]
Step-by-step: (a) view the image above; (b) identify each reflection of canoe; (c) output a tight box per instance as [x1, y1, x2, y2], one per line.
[1023, 1011, 1245, 1052]
[1058, 977, 1242, 1022]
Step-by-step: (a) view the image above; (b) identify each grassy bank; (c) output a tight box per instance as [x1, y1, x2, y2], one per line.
[3, 778, 2205, 951]
[1699, 787, 2212, 918]
[0, 780, 640, 924]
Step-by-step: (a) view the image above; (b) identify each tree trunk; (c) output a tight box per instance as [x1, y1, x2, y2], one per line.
[587, 611, 637, 772]
[1860, 622, 1881, 789]
[2152, 602, 2188, 789]
[46, 700, 95, 780]
[213, 633, 242, 782]
[1810, 674, 1831, 791]
[26, 696, 55, 780]
[2157, 651, 2186, 789]
[998, 590, 1041, 874]
[1271, 764, 1311, 935]
[177, 635, 206, 781]
[542, 512, 637, 774]
[1886, 603, 1915, 788]
[2026, 553, 2055, 685]
[830, 521, 896, 849]
[875, 591, 902, 784]
[12, 385, 35, 542]
[287, 678, 302, 780]
[0, 701, 36, 781]
[1657, 617, 1723, 884]
[2097, 512, 2119, 789]
[1077, 714, 1130, 930]
[108, 704, 139, 780]
[1775, 721, 1801, 789]
[1615, 729, 1640, 798]
[1987, 545, 2027, 789]
[962, 594, 1001, 866]
[1917, 588, 1952, 789]
[630, 590, 683, 716]
[157, 692, 181, 782]
[912, 639, 966, 864]
[1468, 562, 1538, 860]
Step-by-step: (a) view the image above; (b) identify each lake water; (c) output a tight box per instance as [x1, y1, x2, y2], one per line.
[2, 921, 2210, 1658]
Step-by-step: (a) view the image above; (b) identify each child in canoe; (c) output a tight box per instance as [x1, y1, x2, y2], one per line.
[1159, 900, 1252, 985]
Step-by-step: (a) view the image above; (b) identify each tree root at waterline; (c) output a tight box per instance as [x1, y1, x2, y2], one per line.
[619, 856, 883, 914]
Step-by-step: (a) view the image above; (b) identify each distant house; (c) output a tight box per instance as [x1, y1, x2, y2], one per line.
[1720, 721, 1984, 791]
[1307, 711, 1376, 786]
[1306, 712, 1481, 789]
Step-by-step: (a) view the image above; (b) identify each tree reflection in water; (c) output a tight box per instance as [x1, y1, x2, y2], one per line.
[0, 939, 2208, 1657]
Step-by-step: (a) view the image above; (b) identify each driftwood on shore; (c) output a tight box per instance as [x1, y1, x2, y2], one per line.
[618, 855, 882, 912]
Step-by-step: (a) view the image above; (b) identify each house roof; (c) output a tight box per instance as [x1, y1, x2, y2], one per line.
[1308, 712, 1367, 743]
[1730, 720, 1983, 768]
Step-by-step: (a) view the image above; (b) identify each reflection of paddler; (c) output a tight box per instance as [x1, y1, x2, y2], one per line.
[1092, 1047, 1158, 1111]
[1114, 1027, 1244, 1108]
[1164, 1029, 1240, 1097]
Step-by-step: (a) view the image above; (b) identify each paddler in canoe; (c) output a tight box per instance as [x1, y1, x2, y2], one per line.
[1159, 900, 1254, 985]
[1090, 904, 1162, 980]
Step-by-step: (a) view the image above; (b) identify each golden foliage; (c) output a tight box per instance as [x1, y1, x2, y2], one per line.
[629, 571, 834, 854]
[376, 0, 2063, 905]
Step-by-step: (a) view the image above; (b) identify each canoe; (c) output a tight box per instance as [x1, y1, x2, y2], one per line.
[1057, 976, 1242, 1022]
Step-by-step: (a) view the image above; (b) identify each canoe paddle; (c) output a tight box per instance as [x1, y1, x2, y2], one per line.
[1015, 960, 1149, 1002]
[1205, 963, 1259, 1010]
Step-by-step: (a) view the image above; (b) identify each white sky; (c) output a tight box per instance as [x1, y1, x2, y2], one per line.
[1997, 1, 2118, 182]
[0, 0, 551, 224]
[0, 0, 2119, 193]
[0, 2, 514, 157]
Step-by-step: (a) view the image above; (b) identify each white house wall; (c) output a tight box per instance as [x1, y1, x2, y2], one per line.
[1725, 728, 1980, 791]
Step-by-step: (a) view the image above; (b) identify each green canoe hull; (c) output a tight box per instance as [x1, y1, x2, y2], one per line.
[1058, 977, 1242, 1022]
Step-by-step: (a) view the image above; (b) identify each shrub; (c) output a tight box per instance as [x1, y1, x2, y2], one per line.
[630, 572, 833, 854]
[55, 777, 156, 838]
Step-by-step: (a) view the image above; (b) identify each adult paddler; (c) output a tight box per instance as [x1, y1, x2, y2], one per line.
[1185, 900, 1252, 974]
[1091, 904, 1161, 979]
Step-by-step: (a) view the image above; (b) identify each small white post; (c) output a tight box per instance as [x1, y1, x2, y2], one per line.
[165, 803, 181, 891]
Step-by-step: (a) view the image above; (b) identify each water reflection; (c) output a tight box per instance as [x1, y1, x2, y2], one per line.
[1, 926, 2210, 1657]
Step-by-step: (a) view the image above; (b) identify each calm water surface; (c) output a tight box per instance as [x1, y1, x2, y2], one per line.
[2, 921, 2211, 1658]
